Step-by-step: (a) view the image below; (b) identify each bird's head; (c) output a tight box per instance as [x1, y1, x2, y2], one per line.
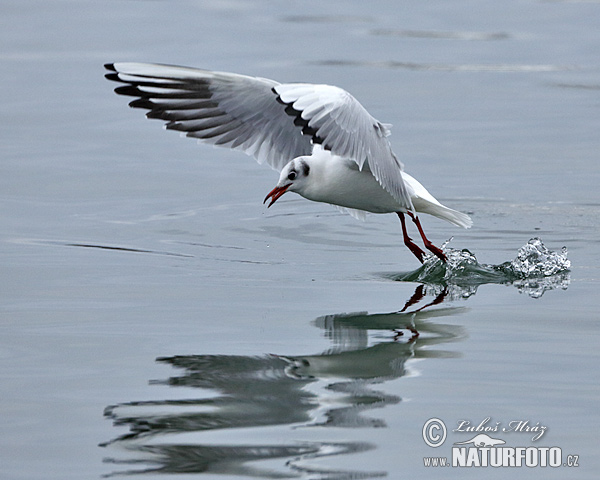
[263, 158, 311, 207]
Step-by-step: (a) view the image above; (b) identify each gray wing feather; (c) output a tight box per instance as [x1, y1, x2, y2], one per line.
[105, 63, 312, 171]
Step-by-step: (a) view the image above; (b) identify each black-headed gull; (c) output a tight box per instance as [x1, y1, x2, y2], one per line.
[105, 63, 472, 263]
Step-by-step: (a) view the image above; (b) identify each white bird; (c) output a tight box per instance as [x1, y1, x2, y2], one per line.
[105, 63, 472, 263]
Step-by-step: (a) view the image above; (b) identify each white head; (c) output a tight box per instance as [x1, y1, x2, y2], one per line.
[263, 157, 311, 207]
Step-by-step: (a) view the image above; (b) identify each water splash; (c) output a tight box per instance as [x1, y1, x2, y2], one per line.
[508, 237, 571, 277]
[391, 238, 571, 299]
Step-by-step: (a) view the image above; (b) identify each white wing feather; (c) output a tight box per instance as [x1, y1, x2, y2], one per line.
[274, 83, 413, 210]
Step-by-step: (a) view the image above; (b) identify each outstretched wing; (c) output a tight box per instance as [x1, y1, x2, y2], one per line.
[105, 62, 312, 171]
[106, 63, 412, 208]
[274, 83, 412, 209]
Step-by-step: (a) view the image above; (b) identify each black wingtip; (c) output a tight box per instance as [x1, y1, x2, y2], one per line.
[114, 85, 142, 97]
[104, 63, 116, 72]
[129, 98, 156, 110]
[104, 72, 121, 82]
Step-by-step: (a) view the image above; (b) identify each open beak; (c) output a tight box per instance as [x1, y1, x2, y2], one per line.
[263, 184, 291, 208]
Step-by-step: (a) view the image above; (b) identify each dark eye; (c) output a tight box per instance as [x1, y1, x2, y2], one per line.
[287, 170, 297, 181]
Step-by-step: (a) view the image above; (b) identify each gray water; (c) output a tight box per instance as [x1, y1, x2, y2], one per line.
[1, 1, 599, 479]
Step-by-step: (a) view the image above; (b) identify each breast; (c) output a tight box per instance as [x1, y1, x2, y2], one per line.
[304, 158, 405, 214]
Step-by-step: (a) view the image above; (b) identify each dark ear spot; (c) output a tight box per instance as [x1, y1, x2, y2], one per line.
[300, 160, 310, 176]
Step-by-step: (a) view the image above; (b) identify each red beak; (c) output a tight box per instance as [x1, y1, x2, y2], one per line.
[263, 184, 291, 208]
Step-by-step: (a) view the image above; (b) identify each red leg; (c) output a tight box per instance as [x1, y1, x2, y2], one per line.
[406, 211, 447, 262]
[397, 212, 426, 263]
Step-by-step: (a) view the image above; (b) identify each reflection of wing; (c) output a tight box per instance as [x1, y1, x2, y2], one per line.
[105, 63, 312, 171]
[102, 353, 385, 478]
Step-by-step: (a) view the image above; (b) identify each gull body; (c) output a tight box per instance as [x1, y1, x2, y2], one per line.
[282, 147, 403, 214]
[277, 146, 472, 225]
[105, 62, 472, 263]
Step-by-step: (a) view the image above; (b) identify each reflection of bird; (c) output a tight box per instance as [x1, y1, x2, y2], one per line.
[101, 299, 466, 476]
[454, 434, 505, 447]
[105, 63, 471, 263]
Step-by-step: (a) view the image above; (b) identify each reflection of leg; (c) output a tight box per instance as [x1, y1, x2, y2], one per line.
[400, 284, 426, 312]
[406, 211, 447, 262]
[415, 287, 448, 312]
[397, 212, 426, 263]
[406, 323, 419, 338]
[393, 324, 419, 342]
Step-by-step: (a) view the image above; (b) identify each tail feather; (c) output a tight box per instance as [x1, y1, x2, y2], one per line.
[411, 194, 472, 228]
[426, 204, 473, 228]
[402, 173, 472, 228]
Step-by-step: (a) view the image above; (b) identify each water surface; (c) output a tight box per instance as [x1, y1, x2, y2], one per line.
[1, 1, 599, 479]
